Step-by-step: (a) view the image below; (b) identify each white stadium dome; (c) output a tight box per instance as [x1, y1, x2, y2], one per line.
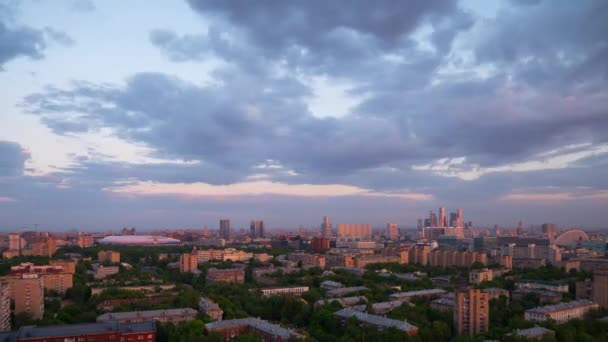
[98, 235, 180, 245]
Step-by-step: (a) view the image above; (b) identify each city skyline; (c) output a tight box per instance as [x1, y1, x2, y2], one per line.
[1, 0, 608, 230]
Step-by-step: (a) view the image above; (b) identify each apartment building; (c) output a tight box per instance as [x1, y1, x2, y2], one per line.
[524, 300, 599, 323]
[454, 288, 489, 336]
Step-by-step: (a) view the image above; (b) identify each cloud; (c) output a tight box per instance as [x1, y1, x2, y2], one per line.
[107, 180, 432, 200]
[0, 141, 30, 176]
[0, 3, 73, 70]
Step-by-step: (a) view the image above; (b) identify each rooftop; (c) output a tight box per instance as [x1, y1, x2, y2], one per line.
[390, 288, 446, 299]
[4, 321, 155, 339]
[335, 308, 418, 332]
[205, 318, 297, 339]
[326, 286, 369, 297]
[526, 300, 599, 314]
[512, 326, 554, 338]
[97, 308, 197, 322]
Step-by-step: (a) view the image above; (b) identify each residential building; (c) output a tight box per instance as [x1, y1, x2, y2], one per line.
[0, 281, 10, 332]
[334, 308, 418, 335]
[260, 286, 309, 297]
[312, 237, 330, 253]
[205, 317, 302, 341]
[199, 297, 223, 321]
[76, 232, 94, 248]
[94, 265, 119, 279]
[515, 279, 569, 293]
[326, 286, 369, 298]
[98, 250, 120, 263]
[390, 289, 446, 302]
[337, 224, 372, 239]
[14, 274, 44, 319]
[469, 268, 493, 285]
[542, 223, 557, 243]
[428, 250, 487, 267]
[49, 260, 76, 274]
[454, 288, 489, 336]
[510, 326, 555, 340]
[593, 270, 608, 308]
[0, 321, 155, 342]
[97, 308, 198, 324]
[206, 268, 245, 284]
[524, 300, 599, 323]
[408, 244, 431, 265]
[180, 252, 199, 273]
[386, 222, 398, 240]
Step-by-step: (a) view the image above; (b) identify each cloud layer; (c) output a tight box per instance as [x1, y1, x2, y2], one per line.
[3, 0, 608, 229]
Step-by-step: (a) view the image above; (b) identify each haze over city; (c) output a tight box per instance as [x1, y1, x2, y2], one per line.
[1, 0, 608, 230]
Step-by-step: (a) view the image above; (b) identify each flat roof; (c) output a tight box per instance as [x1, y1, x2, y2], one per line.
[526, 300, 598, 314]
[390, 288, 446, 298]
[335, 308, 417, 332]
[97, 308, 197, 321]
[513, 326, 554, 337]
[13, 321, 155, 339]
[206, 318, 295, 339]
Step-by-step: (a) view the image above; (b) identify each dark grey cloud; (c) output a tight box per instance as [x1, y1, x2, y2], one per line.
[0, 141, 29, 177]
[0, 2, 74, 70]
[9, 0, 608, 229]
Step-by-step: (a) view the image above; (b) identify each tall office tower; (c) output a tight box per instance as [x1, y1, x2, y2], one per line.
[322, 216, 332, 238]
[387, 222, 398, 240]
[541, 223, 556, 243]
[457, 208, 463, 228]
[516, 221, 525, 235]
[429, 211, 438, 227]
[219, 219, 231, 240]
[14, 274, 45, 319]
[250, 220, 265, 239]
[449, 213, 458, 227]
[180, 252, 199, 273]
[439, 207, 446, 227]
[417, 219, 423, 231]
[0, 281, 10, 331]
[593, 270, 608, 308]
[454, 288, 489, 336]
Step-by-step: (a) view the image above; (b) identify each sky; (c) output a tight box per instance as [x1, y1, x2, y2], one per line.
[1, 0, 607, 231]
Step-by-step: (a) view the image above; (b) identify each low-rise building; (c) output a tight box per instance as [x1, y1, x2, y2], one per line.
[469, 268, 493, 285]
[94, 265, 119, 279]
[98, 250, 120, 263]
[0, 321, 155, 342]
[314, 296, 367, 309]
[524, 300, 599, 323]
[431, 293, 455, 311]
[515, 279, 569, 293]
[205, 317, 302, 341]
[326, 286, 369, 298]
[389, 289, 446, 302]
[334, 308, 418, 335]
[199, 297, 223, 321]
[206, 268, 245, 284]
[97, 308, 198, 324]
[260, 286, 309, 297]
[320, 280, 344, 290]
[510, 326, 555, 340]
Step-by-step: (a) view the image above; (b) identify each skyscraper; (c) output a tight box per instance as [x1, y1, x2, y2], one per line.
[449, 212, 458, 227]
[429, 211, 438, 227]
[250, 220, 265, 239]
[220, 219, 231, 240]
[454, 288, 489, 336]
[322, 216, 332, 238]
[439, 207, 446, 227]
[457, 208, 463, 228]
[387, 222, 398, 240]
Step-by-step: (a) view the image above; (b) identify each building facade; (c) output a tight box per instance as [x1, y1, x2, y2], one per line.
[524, 300, 599, 323]
[454, 288, 489, 336]
[14, 274, 44, 319]
[593, 270, 608, 308]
